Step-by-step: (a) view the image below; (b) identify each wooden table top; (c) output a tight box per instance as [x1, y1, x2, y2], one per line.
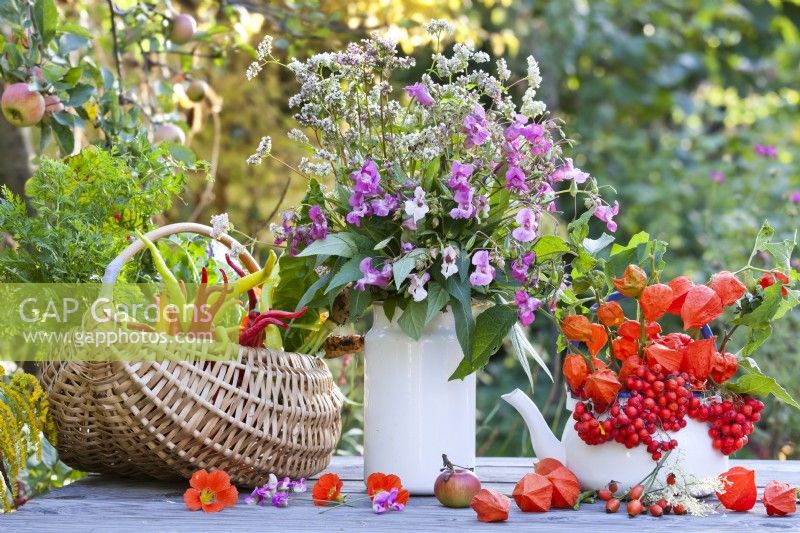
[4, 456, 799, 532]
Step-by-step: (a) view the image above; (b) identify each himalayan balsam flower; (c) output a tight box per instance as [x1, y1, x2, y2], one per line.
[441, 245, 459, 279]
[271, 491, 289, 508]
[355, 258, 392, 290]
[210, 213, 232, 238]
[463, 105, 490, 148]
[512, 208, 538, 242]
[511, 252, 536, 284]
[373, 488, 405, 514]
[515, 290, 541, 326]
[550, 158, 589, 184]
[351, 160, 382, 195]
[709, 170, 726, 184]
[245, 485, 271, 506]
[404, 83, 434, 107]
[407, 272, 430, 302]
[308, 205, 328, 240]
[404, 186, 430, 223]
[594, 201, 620, 232]
[789, 191, 800, 204]
[371, 194, 399, 217]
[505, 166, 528, 192]
[754, 144, 777, 158]
[469, 250, 495, 286]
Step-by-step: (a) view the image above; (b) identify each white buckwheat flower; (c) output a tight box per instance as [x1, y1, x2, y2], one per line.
[496, 58, 511, 82]
[228, 242, 246, 259]
[287, 128, 309, 144]
[210, 213, 232, 239]
[526, 55, 542, 89]
[256, 35, 274, 60]
[246, 136, 272, 165]
[424, 19, 455, 36]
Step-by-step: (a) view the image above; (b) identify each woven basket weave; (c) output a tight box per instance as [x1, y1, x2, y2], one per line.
[40, 223, 343, 486]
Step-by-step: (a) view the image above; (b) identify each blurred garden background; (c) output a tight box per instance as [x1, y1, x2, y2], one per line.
[1, 0, 799, 505]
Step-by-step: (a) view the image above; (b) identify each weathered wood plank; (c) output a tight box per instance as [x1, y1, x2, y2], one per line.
[3, 458, 799, 532]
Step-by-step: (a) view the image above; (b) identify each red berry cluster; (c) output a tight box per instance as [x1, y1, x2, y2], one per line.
[688, 396, 763, 455]
[574, 365, 690, 460]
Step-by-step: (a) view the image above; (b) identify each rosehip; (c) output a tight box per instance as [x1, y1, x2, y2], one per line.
[606, 498, 621, 513]
[598, 489, 612, 501]
[649, 504, 664, 517]
[629, 484, 644, 500]
[627, 499, 644, 517]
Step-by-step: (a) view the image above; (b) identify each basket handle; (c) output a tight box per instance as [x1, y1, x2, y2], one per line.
[102, 222, 260, 283]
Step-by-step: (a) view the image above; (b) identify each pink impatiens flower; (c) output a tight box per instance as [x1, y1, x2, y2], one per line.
[594, 201, 619, 232]
[404, 186, 429, 223]
[441, 245, 459, 279]
[511, 252, 536, 284]
[463, 105, 490, 148]
[404, 83, 434, 107]
[512, 208, 538, 242]
[754, 144, 777, 158]
[407, 271, 430, 302]
[550, 158, 589, 184]
[355, 257, 392, 290]
[505, 166, 528, 192]
[514, 290, 541, 326]
[469, 250, 495, 286]
[709, 170, 726, 184]
[351, 160, 382, 195]
[790, 191, 800, 204]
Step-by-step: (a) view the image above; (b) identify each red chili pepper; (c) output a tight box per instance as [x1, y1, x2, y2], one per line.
[201, 266, 208, 285]
[226, 254, 257, 311]
[219, 269, 228, 284]
[263, 307, 309, 321]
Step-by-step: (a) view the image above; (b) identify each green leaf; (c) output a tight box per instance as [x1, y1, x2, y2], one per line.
[349, 289, 373, 320]
[726, 373, 800, 410]
[297, 233, 359, 258]
[446, 274, 474, 365]
[51, 120, 74, 155]
[293, 271, 330, 311]
[66, 83, 94, 107]
[326, 254, 367, 293]
[610, 231, 650, 256]
[62, 66, 83, 86]
[398, 300, 427, 340]
[373, 236, 393, 251]
[450, 304, 517, 380]
[424, 282, 449, 324]
[34, 0, 57, 46]
[533, 235, 572, 262]
[58, 22, 92, 39]
[567, 207, 595, 245]
[740, 324, 771, 356]
[733, 283, 783, 326]
[583, 233, 615, 255]
[392, 248, 426, 289]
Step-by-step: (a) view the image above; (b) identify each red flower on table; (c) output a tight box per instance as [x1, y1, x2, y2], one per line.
[312, 473, 345, 506]
[183, 469, 239, 513]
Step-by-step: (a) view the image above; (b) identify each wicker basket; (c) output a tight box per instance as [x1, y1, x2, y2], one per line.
[40, 223, 344, 486]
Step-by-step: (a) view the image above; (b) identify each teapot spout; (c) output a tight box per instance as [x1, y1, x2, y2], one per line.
[501, 388, 566, 463]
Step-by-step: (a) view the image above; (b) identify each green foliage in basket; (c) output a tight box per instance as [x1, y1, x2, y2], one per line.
[0, 143, 188, 283]
[0, 366, 56, 512]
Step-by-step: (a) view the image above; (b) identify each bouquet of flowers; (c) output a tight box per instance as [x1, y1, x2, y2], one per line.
[556, 226, 798, 460]
[246, 21, 616, 377]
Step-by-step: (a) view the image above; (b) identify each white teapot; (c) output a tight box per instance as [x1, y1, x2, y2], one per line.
[502, 388, 728, 491]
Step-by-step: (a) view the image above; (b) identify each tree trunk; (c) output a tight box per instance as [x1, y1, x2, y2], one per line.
[0, 113, 33, 197]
